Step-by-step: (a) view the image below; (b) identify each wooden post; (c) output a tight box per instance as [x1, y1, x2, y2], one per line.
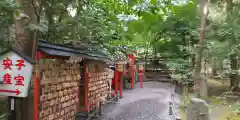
[128, 54, 135, 89]
[114, 68, 119, 97]
[84, 63, 89, 111]
[8, 97, 16, 120]
[119, 73, 123, 98]
[131, 65, 134, 89]
[33, 51, 40, 120]
[139, 72, 143, 88]
[99, 101, 103, 115]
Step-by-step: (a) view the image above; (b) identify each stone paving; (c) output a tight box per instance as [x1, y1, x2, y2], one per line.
[77, 81, 180, 120]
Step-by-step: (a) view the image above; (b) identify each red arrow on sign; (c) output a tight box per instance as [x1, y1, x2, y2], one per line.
[0, 89, 21, 95]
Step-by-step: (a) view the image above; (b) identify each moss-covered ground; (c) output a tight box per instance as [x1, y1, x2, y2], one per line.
[179, 79, 240, 120]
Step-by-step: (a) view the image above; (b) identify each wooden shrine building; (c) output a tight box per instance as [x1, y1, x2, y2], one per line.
[36, 40, 112, 120]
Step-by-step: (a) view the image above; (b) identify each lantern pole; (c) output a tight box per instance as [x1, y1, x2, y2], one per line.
[139, 71, 143, 88]
[114, 65, 119, 97]
[128, 53, 136, 89]
[131, 65, 134, 89]
[137, 62, 144, 88]
[115, 62, 124, 98]
[119, 72, 123, 98]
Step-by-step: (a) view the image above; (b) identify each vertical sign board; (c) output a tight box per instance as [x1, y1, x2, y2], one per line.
[0, 51, 33, 97]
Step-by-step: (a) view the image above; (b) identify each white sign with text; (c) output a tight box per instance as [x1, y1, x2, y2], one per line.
[0, 51, 33, 97]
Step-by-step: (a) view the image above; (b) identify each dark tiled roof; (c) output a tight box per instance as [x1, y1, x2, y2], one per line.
[38, 39, 112, 63]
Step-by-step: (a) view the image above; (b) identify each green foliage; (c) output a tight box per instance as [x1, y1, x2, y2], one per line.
[2, 0, 233, 85]
[0, 0, 18, 52]
[205, 2, 240, 84]
[0, 0, 199, 59]
[0, 0, 200, 73]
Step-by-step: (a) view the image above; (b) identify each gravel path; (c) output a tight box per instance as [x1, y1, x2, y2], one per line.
[77, 82, 180, 120]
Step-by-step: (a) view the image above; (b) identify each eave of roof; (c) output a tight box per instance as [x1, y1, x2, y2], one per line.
[38, 40, 112, 63]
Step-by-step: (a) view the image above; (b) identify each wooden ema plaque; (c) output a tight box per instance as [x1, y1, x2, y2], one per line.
[39, 60, 80, 120]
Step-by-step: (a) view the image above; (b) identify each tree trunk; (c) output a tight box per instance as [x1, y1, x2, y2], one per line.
[225, 0, 239, 88]
[153, 46, 157, 71]
[190, 36, 197, 67]
[45, 0, 54, 40]
[204, 59, 207, 76]
[226, 0, 233, 11]
[14, 0, 40, 57]
[212, 68, 217, 77]
[230, 54, 239, 87]
[144, 39, 149, 71]
[0, 25, 5, 52]
[194, 0, 209, 97]
[14, 0, 43, 120]
[211, 59, 217, 76]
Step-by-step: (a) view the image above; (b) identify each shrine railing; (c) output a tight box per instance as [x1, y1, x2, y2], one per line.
[169, 86, 181, 120]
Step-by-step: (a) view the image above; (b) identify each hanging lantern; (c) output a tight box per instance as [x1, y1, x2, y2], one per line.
[117, 64, 124, 72]
[138, 64, 144, 71]
[137, 61, 145, 72]
[116, 60, 127, 72]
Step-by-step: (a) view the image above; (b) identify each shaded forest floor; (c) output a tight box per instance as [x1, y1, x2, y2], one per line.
[179, 79, 240, 120]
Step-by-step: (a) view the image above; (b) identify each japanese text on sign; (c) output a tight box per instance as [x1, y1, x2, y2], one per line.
[2, 57, 25, 86]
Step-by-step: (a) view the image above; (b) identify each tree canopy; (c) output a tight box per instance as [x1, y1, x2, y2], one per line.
[0, 0, 240, 87]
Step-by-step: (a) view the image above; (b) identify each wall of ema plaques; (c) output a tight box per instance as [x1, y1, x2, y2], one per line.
[87, 63, 108, 110]
[39, 60, 80, 120]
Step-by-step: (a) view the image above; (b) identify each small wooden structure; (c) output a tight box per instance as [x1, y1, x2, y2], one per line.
[79, 60, 109, 113]
[36, 40, 112, 120]
[145, 58, 173, 82]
